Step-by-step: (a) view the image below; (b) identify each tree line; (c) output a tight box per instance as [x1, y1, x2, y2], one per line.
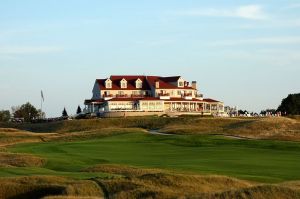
[0, 102, 83, 122]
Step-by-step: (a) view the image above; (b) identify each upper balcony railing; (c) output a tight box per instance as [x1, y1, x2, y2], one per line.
[102, 94, 113, 98]
[158, 93, 170, 96]
[131, 94, 144, 98]
[115, 94, 128, 98]
[182, 93, 192, 97]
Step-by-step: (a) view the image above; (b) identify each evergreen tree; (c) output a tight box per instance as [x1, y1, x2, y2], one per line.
[62, 107, 68, 117]
[76, 105, 82, 114]
[277, 93, 300, 115]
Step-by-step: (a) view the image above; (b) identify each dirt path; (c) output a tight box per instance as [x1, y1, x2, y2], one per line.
[148, 130, 252, 140]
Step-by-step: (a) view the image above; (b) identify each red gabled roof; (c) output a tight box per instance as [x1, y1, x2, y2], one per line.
[84, 99, 105, 104]
[96, 75, 195, 90]
[146, 76, 193, 89]
[160, 76, 181, 82]
[107, 97, 162, 102]
[165, 98, 204, 102]
[97, 75, 151, 90]
[108, 98, 140, 102]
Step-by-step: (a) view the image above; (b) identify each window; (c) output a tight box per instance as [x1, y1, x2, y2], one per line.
[136, 82, 142, 88]
[120, 79, 127, 88]
[132, 91, 139, 95]
[177, 90, 181, 95]
[149, 102, 155, 110]
[178, 81, 184, 87]
[118, 91, 124, 95]
[105, 79, 112, 88]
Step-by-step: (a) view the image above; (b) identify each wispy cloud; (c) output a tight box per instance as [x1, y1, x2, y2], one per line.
[172, 5, 267, 20]
[0, 46, 63, 54]
[209, 36, 300, 46]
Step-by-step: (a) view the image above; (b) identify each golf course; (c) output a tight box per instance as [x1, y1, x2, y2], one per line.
[1, 116, 300, 198]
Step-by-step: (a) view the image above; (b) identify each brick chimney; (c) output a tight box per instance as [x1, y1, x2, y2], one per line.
[192, 81, 197, 89]
[155, 80, 160, 88]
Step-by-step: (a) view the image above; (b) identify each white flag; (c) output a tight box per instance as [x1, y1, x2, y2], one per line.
[41, 90, 44, 102]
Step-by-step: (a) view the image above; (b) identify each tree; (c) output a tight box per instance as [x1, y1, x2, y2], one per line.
[0, 110, 10, 122]
[12, 102, 39, 122]
[62, 107, 68, 117]
[277, 93, 300, 115]
[76, 105, 82, 114]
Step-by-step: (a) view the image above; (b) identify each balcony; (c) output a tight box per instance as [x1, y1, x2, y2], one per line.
[103, 94, 113, 100]
[182, 93, 192, 100]
[116, 94, 128, 98]
[158, 93, 170, 99]
[131, 94, 144, 98]
[196, 93, 203, 100]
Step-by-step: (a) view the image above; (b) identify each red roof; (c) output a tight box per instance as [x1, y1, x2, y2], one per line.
[108, 97, 163, 102]
[85, 97, 221, 104]
[84, 99, 105, 104]
[203, 98, 220, 102]
[165, 98, 204, 102]
[97, 75, 194, 90]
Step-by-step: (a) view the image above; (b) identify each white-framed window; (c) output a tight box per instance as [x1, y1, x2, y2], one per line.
[178, 81, 184, 87]
[120, 79, 127, 88]
[135, 79, 143, 88]
[105, 79, 112, 88]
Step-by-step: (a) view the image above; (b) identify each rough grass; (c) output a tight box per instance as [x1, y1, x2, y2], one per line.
[88, 164, 300, 199]
[0, 176, 103, 199]
[2, 116, 299, 141]
[0, 128, 48, 147]
[160, 117, 300, 141]
[0, 152, 45, 167]
[91, 165, 252, 198]
[1, 117, 300, 198]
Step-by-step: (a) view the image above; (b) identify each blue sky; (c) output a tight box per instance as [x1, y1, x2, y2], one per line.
[0, 0, 299, 117]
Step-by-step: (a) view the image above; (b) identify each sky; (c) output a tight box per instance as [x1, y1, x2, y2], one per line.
[0, 0, 299, 117]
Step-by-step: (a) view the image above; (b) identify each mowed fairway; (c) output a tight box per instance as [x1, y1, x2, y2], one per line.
[7, 132, 300, 182]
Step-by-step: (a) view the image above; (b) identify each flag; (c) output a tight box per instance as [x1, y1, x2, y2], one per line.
[41, 90, 44, 102]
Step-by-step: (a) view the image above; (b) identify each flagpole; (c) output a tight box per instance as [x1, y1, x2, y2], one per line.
[41, 90, 44, 119]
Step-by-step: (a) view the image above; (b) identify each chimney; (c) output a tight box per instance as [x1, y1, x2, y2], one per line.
[192, 81, 197, 89]
[155, 80, 160, 88]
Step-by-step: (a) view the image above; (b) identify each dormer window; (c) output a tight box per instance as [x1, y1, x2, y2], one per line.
[135, 78, 142, 88]
[105, 79, 112, 88]
[120, 78, 127, 88]
[178, 81, 184, 87]
[177, 77, 184, 87]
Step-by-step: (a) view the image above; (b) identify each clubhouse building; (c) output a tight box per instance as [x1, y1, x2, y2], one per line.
[84, 75, 224, 117]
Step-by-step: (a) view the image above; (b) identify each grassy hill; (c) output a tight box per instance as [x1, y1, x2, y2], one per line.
[0, 116, 300, 198]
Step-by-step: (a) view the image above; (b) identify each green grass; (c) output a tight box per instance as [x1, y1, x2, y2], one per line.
[7, 132, 300, 183]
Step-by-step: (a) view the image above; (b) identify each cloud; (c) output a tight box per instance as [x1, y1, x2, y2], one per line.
[209, 36, 300, 46]
[172, 5, 267, 20]
[0, 46, 63, 54]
